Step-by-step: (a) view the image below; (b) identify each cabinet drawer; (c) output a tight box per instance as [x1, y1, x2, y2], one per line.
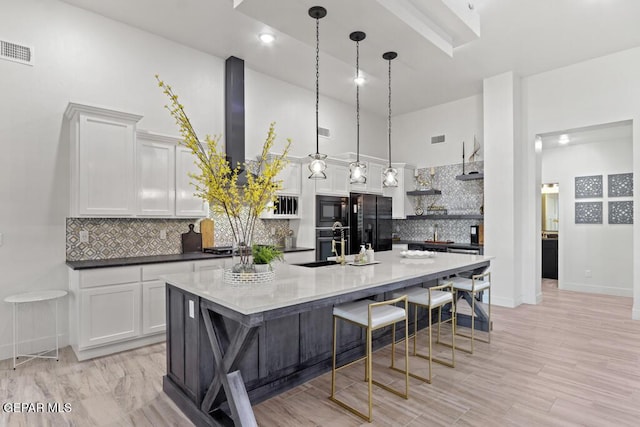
[79, 266, 140, 288]
[142, 262, 194, 281]
[193, 258, 227, 272]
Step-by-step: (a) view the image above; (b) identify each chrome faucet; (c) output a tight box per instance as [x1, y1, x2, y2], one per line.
[331, 221, 346, 265]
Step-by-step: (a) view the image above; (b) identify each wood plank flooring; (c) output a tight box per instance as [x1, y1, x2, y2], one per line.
[2, 280, 640, 426]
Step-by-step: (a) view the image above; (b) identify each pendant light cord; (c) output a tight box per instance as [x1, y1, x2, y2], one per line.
[315, 17, 320, 155]
[356, 40, 360, 163]
[387, 57, 392, 168]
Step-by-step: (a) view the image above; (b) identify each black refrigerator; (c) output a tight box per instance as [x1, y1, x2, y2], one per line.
[349, 193, 393, 253]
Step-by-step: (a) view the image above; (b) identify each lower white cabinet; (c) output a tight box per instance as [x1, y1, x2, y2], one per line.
[79, 282, 141, 348]
[142, 281, 167, 335]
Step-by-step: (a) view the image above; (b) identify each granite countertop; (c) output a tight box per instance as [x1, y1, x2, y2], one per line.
[164, 249, 493, 316]
[66, 247, 314, 270]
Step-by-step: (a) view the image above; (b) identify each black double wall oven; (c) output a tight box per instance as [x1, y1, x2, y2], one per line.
[315, 195, 349, 261]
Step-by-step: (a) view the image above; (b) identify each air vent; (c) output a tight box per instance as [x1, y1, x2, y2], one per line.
[0, 40, 33, 65]
[318, 126, 331, 139]
[431, 134, 445, 144]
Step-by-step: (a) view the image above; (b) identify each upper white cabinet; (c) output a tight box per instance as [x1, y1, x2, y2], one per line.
[65, 103, 142, 217]
[136, 132, 176, 216]
[278, 162, 301, 195]
[315, 162, 350, 196]
[383, 164, 415, 219]
[350, 162, 384, 194]
[175, 146, 208, 217]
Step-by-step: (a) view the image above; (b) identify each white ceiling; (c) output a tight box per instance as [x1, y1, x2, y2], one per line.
[61, 0, 640, 116]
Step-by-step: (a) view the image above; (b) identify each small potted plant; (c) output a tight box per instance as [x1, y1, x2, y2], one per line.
[252, 245, 284, 272]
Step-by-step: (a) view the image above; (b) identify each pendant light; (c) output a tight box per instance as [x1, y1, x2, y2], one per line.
[308, 6, 328, 180]
[349, 31, 367, 184]
[382, 51, 398, 187]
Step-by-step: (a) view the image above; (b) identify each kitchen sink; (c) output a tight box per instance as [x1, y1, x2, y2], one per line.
[294, 260, 339, 268]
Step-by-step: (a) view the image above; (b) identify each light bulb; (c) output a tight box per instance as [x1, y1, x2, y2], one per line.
[308, 153, 327, 179]
[354, 74, 365, 85]
[382, 167, 398, 187]
[349, 161, 367, 184]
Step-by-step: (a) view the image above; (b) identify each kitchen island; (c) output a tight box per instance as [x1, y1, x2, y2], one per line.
[163, 249, 492, 426]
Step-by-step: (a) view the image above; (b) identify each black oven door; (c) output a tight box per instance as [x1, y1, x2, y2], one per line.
[316, 196, 349, 228]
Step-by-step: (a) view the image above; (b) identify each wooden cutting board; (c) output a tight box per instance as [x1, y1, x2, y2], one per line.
[200, 219, 214, 248]
[181, 224, 202, 253]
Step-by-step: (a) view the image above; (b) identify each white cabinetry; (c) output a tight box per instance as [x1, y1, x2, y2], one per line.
[65, 103, 142, 217]
[350, 162, 384, 195]
[137, 133, 176, 216]
[383, 164, 415, 219]
[315, 162, 350, 196]
[79, 283, 141, 348]
[69, 261, 197, 361]
[176, 146, 208, 217]
[278, 162, 301, 195]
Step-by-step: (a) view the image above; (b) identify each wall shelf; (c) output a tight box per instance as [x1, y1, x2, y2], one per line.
[455, 173, 484, 181]
[406, 189, 442, 196]
[406, 214, 484, 220]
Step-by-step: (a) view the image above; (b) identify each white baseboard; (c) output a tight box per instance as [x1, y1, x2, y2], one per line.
[632, 306, 640, 320]
[0, 333, 69, 363]
[72, 334, 165, 361]
[561, 282, 633, 297]
[491, 295, 519, 308]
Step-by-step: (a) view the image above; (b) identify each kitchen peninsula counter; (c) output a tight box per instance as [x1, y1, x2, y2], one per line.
[163, 249, 492, 426]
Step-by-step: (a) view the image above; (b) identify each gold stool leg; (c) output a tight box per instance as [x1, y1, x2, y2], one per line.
[366, 326, 373, 422]
[331, 316, 337, 398]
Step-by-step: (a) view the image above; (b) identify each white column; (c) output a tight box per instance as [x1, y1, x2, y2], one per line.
[483, 72, 522, 308]
[633, 119, 640, 320]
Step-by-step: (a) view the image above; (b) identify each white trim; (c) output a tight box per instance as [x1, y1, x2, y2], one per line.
[562, 281, 633, 298]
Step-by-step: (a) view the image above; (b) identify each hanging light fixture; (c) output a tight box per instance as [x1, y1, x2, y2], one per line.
[382, 51, 398, 187]
[349, 31, 367, 184]
[308, 6, 328, 180]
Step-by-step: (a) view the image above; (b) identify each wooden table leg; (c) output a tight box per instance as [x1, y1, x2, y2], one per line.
[200, 304, 260, 427]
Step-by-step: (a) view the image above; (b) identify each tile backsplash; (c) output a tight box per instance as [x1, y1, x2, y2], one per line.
[66, 216, 290, 261]
[395, 161, 483, 244]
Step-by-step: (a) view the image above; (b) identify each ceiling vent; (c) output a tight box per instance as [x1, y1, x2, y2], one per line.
[318, 126, 331, 139]
[431, 134, 445, 144]
[0, 40, 33, 66]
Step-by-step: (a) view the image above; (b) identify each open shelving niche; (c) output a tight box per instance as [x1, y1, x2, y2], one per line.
[405, 189, 483, 220]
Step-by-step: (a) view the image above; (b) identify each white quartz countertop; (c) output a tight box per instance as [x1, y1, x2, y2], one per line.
[163, 249, 493, 317]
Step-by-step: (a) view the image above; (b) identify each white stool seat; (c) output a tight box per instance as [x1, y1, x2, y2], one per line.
[333, 299, 406, 329]
[449, 276, 490, 292]
[392, 287, 452, 308]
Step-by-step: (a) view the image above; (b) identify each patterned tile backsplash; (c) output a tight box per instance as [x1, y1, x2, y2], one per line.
[66, 216, 290, 261]
[394, 161, 484, 244]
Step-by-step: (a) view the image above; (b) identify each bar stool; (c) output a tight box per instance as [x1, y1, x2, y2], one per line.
[3, 290, 68, 369]
[391, 282, 455, 383]
[449, 271, 491, 354]
[330, 296, 409, 423]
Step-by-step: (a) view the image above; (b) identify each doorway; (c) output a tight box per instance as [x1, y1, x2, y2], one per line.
[541, 183, 558, 286]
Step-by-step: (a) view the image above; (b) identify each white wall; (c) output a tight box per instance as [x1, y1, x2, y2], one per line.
[393, 94, 483, 168]
[0, 0, 386, 360]
[524, 47, 640, 317]
[542, 138, 633, 296]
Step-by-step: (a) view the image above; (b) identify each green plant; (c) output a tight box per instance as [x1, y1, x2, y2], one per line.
[252, 245, 284, 265]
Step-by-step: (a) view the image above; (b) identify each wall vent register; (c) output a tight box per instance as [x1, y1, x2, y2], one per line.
[0, 40, 33, 65]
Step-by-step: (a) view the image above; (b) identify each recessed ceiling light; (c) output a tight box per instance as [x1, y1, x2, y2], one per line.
[259, 33, 275, 44]
[558, 134, 570, 145]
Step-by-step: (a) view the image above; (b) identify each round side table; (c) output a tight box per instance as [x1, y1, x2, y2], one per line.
[4, 290, 68, 369]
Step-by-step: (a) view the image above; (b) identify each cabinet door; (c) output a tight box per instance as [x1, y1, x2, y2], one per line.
[137, 139, 175, 216]
[280, 162, 301, 195]
[332, 164, 350, 195]
[78, 115, 136, 216]
[79, 283, 141, 348]
[175, 146, 207, 217]
[367, 163, 384, 194]
[142, 281, 166, 335]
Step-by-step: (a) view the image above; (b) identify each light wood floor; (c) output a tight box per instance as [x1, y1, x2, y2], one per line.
[2, 282, 640, 426]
